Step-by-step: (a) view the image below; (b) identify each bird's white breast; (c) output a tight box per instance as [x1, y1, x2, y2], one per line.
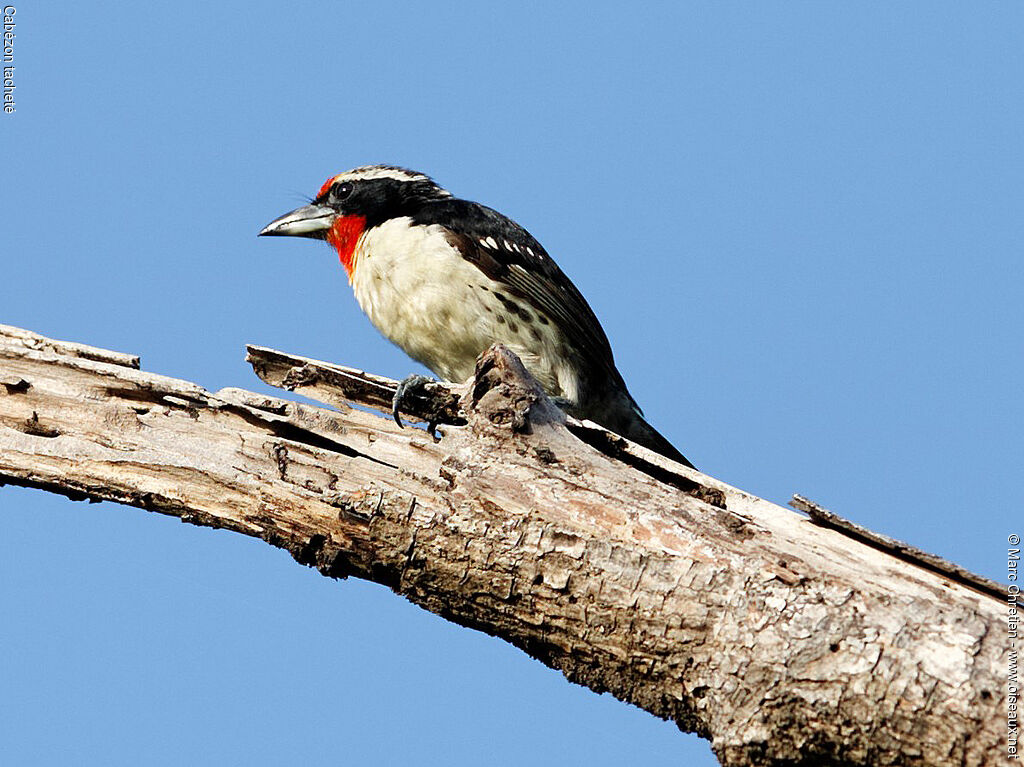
[350, 216, 577, 400]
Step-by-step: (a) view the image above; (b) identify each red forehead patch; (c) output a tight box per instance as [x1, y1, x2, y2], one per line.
[317, 176, 338, 200]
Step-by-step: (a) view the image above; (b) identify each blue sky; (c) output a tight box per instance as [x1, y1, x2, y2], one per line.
[1, 3, 1020, 765]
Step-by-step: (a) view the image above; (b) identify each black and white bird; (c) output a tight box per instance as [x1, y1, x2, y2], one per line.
[259, 165, 692, 467]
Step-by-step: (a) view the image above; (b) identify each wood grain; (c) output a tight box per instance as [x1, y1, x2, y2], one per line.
[0, 324, 1005, 766]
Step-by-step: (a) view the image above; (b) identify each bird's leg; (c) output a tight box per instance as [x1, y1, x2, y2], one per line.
[392, 373, 440, 438]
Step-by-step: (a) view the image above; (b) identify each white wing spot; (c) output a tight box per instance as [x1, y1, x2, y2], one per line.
[526, 246, 535, 257]
[485, 236, 499, 250]
[504, 239, 513, 251]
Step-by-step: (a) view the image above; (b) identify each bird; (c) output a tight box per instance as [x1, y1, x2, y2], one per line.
[259, 165, 693, 467]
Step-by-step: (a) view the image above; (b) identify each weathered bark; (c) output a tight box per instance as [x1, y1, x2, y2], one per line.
[0, 324, 1005, 766]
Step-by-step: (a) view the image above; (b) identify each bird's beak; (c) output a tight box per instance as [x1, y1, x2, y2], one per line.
[258, 203, 336, 239]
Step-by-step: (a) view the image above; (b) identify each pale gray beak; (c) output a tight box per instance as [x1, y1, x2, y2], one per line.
[258, 203, 335, 239]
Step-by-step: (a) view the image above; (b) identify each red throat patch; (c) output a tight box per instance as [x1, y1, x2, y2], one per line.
[326, 215, 366, 280]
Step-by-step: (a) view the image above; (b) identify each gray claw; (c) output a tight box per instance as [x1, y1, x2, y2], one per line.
[392, 374, 435, 430]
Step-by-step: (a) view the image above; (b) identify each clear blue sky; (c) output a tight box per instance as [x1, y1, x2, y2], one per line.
[1, 3, 1019, 765]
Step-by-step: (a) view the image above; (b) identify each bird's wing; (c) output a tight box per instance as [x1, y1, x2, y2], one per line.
[410, 198, 621, 380]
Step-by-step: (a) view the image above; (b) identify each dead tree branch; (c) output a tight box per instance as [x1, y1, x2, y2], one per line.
[0, 324, 1005, 767]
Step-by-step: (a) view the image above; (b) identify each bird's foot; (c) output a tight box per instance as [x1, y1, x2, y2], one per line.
[392, 374, 441, 439]
[550, 396, 574, 414]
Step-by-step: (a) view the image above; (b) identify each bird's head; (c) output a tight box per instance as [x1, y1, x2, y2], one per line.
[258, 165, 450, 276]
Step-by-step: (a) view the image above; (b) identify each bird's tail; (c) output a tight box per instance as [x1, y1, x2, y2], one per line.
[582, 387, 695, 468]
[616, 411, 695, 469]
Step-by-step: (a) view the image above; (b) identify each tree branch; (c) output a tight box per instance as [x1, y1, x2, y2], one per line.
[0, 324, 1004, 766]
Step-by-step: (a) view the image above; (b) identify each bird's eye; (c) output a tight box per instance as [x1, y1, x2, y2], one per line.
[332, 182, 353, 201]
